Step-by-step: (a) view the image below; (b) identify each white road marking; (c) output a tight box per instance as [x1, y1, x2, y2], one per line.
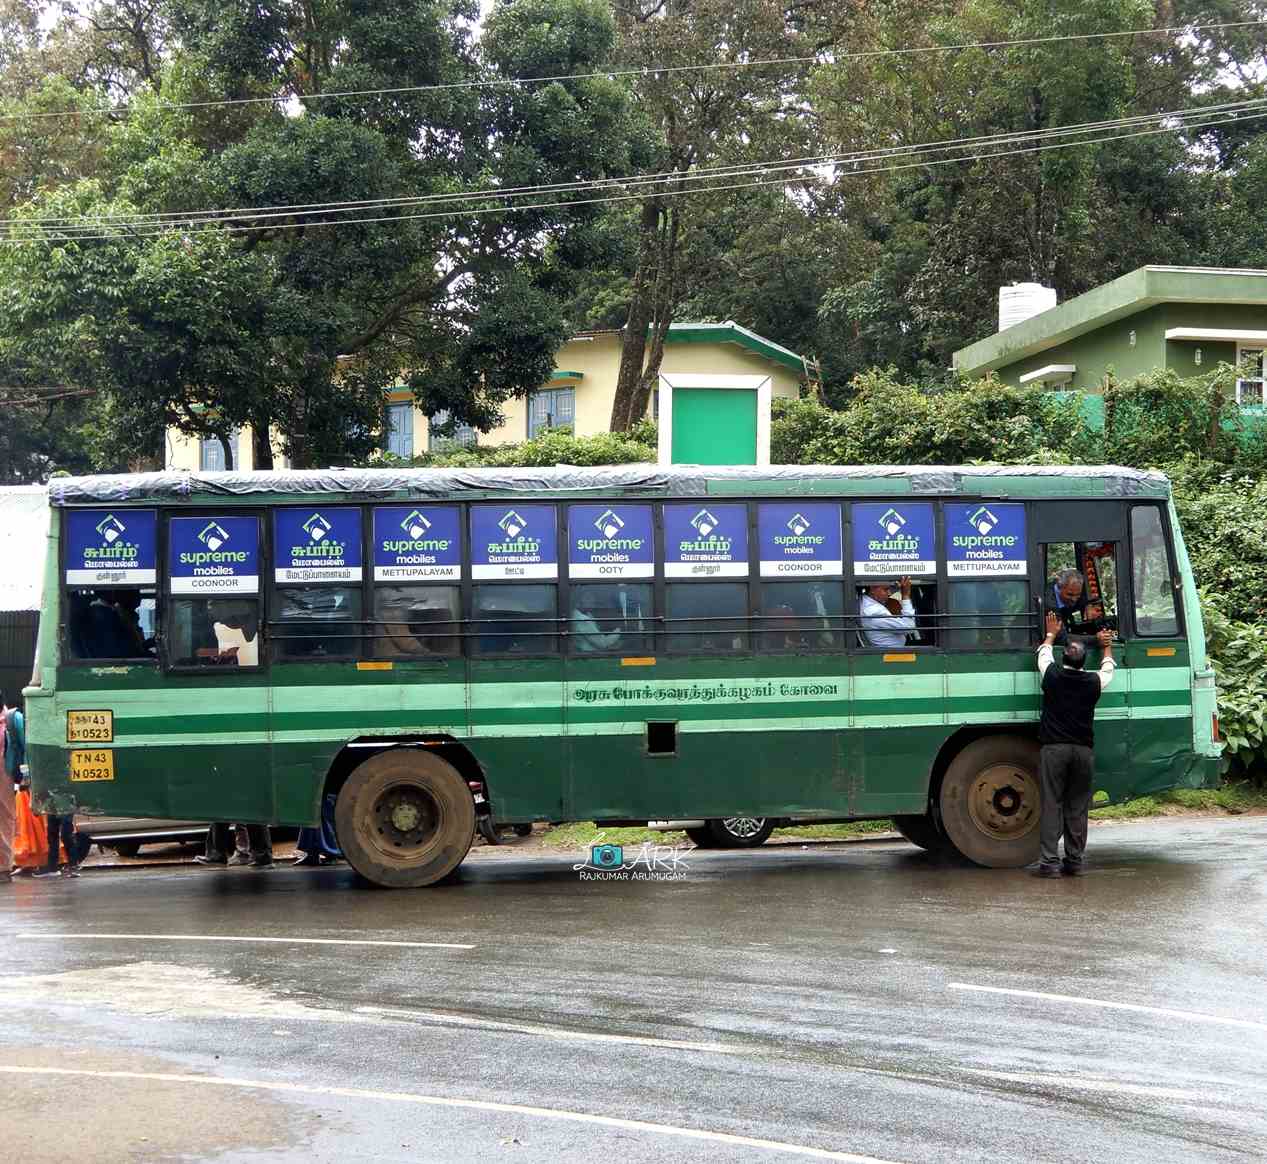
[357, 1005, 741, 1054]
[0, 1065, 905, 1164]
[948, 983, 1267, 1033]
[16, 932, 474, 950]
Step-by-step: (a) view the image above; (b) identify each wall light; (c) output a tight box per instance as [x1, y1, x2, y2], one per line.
[1195, 348, 1203, 366]
[1128, 330, 1137, 348]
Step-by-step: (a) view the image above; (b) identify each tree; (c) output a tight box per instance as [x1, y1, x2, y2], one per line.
[0, 0, 644, 472]
[606, 0, 823, 430]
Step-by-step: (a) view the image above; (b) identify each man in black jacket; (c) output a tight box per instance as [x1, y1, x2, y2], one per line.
[1033, 611, 1116, 877]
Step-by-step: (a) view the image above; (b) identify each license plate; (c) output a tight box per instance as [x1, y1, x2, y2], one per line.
[69, 749, 115, 782]
[67, 710, 114, 743]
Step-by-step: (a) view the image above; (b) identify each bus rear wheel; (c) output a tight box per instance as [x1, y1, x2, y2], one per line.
[938, 736, 1041, 868]
[706, 817, 775, 848]
[335, 749, 475, 888]
[892, 813, 946, 852]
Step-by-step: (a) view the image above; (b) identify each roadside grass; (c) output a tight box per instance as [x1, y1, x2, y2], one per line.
[1090, 781, 1267, 820]
[538, 819, 896, 849]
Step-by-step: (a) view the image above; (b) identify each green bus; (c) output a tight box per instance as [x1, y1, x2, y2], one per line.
[26, 464, 1220, 886]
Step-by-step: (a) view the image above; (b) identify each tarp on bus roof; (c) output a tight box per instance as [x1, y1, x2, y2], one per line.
[46, 463, 1170, 505]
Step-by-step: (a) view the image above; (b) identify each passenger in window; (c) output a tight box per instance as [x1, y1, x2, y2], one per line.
[112, 590, 153, 656]
[207, 599, 259, 666]
[1049, 568, 1103, 643]
[570, 598, 622, 653]
[859, 576, 917, 647]
[79, 590, 136, 659]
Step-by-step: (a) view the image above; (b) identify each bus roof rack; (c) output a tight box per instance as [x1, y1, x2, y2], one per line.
[46, 464, 1170, 506]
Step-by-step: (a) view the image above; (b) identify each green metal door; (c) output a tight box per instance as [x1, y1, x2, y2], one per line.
[670, 388, 758, 465]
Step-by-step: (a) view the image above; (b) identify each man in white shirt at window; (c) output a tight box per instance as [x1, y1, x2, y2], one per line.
[859, 576, 917, 647]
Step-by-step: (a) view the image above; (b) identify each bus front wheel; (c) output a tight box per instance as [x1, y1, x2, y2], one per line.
[335, 749, 475, 888]
[938, 736, 1041, 868]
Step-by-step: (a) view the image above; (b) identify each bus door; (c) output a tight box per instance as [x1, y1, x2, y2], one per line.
[1031, 501, 1129, 781]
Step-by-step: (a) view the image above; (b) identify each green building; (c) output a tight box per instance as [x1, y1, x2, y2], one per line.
[953, 266, 1267, 407]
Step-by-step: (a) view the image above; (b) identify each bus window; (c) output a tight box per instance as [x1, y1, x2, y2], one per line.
[855, 581, 937, 648]
[667, 583, 748, 653]
[169, 598, 260, 667]
[759, 582, 843, 652]
[273, 586, 362, 659]
[946, 581, 1030, 649]
[1042, 542, 1117, 637]
[67, 588, 157, 660]
[473, 585, 557, 654]
[374, 585, 461, 657]
[568, 583, 653, 655]
[1130, 508, 1180, 636]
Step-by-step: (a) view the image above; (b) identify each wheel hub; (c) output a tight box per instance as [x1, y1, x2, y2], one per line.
[722, 817, 766, 839]
[373, 785, 439, 851]
[966, 764, 1039, 842]
[391, 802, 422, 832]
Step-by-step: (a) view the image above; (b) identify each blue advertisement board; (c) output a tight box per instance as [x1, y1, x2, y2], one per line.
[470, 504, 558, 580]
[568, 503, 654, 580]
[373, 506, 462, 581]
[757, 503, 843, 578]
[663, 503, 748, 578]
[65, 509, 157, 586]
[946, 502, 1027, 576]
[273, 507, 363, 583]
[169, 516, 260, 594]
[851, 502, 936, 577]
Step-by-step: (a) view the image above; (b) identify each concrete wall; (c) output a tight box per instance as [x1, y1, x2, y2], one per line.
[995, 302, 1267, 391]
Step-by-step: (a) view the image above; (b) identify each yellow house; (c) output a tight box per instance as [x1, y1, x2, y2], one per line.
[165, 321, 815, 469]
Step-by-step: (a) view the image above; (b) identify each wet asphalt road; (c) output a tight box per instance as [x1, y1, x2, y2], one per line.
[2, 815, 1266, 1164]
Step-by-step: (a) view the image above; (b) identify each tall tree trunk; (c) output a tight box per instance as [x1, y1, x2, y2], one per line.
[219, 432, 234, 471]
[628, 204, 680, 425]
[253, 421, 274, 471]
[609, 197, 664, 432]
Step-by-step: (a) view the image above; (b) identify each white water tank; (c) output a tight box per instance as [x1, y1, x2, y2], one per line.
[998, 283, 1057, 331]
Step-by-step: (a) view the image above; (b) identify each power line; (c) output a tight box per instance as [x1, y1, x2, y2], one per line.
[0, 19, 1262, 125]
[11, 96, 1264, 233]
[7, 105, 1260, 245]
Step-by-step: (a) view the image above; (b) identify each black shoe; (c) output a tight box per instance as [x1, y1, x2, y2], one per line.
[1061, 862, 1087, 877]
[250, 856, 274, 868]
[291, 852, 319, 866]
[1029, 864, 1062, 878]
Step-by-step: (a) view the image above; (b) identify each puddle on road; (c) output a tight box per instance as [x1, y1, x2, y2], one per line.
[8, 960, 375, 1024]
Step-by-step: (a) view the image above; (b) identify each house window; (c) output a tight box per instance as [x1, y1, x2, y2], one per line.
[528, 387, 575, 437]
[428, 409, 477, 451]
[1236, 348, 1264, 408]
[199, 430, 238, 471]
[385, 401, 414, 458]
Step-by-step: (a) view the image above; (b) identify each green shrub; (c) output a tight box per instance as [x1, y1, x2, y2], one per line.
[363, 425, 655, 470]
[1201, 589, 1267, 784]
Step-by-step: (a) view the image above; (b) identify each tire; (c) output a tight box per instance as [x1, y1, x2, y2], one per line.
[513, 823, 533, 838]
[111, 841, 142, 859]
[938, 735, 1041, 868]
[335, 749, 475, 888]
[705, 816, 775, 848]
[892, 814, 946, 852]
[685, 826, 715, 848]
